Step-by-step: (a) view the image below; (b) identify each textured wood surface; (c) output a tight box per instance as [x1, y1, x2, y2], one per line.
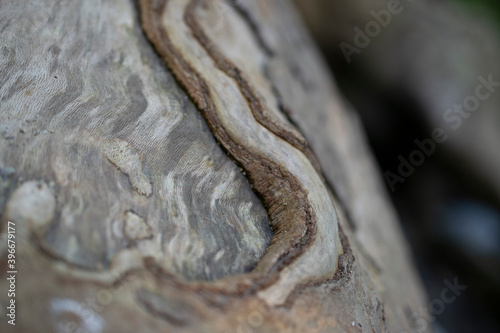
[0, 0, 429, 332]
[140, 0, 343, 307]
[0, 0, 272, 280]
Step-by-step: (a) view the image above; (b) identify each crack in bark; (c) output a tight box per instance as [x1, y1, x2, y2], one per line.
[185, 0, 322, 174]
[139, 0, 342, 310]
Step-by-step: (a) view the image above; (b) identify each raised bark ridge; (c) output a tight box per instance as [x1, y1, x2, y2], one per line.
[140, 0, 342, 306]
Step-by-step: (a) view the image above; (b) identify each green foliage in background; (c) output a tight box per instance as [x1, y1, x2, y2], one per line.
[452, 0, 500, 23]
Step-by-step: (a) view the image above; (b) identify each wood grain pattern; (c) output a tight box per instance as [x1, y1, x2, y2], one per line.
[0, 0, 271, 281]
[140, 0, 342, 306]
[0, 0, 430, 332]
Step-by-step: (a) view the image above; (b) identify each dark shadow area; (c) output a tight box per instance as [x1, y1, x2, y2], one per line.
[296, 0, 500, 332]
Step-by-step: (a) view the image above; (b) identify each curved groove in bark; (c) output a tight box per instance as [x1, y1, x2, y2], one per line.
[185, 0, 322, 174]
[139, 0, 341, 306]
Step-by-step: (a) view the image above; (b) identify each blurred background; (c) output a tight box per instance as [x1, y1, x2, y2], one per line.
[293, 0, 500, 332]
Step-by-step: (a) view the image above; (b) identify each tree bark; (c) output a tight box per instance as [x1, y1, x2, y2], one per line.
[0, 0, 429, 332]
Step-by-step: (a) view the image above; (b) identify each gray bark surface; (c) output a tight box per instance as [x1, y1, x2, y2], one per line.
[0, 0, 429, 332]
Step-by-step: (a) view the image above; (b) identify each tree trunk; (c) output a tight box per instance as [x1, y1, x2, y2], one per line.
[0, 0, 429, 332]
